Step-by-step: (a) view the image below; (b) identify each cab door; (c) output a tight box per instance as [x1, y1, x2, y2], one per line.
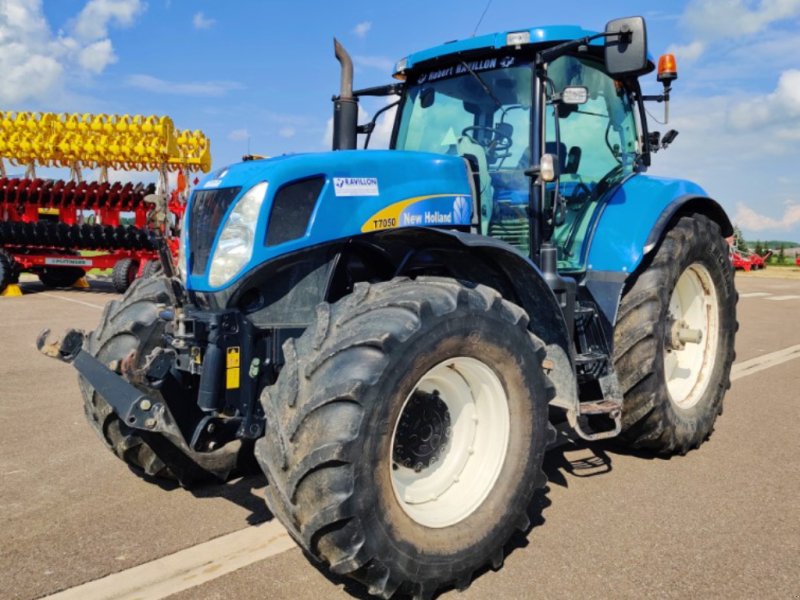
[545, 55, 640, 272]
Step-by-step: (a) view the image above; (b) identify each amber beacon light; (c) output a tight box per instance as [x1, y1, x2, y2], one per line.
[657, 53, 678, 83]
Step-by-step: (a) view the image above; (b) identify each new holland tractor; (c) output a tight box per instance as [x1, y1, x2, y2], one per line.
[40, 16, 737, 599]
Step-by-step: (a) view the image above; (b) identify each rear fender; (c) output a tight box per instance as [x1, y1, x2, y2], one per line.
[587, 175, 732, 274]
[584, 175, 732, 330]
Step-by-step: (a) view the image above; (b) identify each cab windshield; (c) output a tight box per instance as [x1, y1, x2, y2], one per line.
[395, 58, 534, 248]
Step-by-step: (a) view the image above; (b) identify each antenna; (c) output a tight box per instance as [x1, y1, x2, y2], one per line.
[472, 0, 493, 37]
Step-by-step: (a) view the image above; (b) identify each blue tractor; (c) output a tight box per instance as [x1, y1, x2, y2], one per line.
[41, 16, 736, 599]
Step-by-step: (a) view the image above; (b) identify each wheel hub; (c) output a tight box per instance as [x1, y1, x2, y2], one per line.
[667, 318, 704, 351]
[664, 263, 719, 408]
[389, 356, 510, 528]
[393, 390, 451, 472]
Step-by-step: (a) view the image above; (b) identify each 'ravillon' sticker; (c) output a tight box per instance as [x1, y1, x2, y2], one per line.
[333, 177, 380, 197]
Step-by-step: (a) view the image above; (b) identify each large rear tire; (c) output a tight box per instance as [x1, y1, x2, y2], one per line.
[257, 278, 555, 598]
[613, 214, 736, 454]
[80, 276, 243, 486]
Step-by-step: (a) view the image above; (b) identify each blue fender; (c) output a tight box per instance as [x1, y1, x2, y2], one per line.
[586, 174, 732, 274]
[583, 173, 732, 332]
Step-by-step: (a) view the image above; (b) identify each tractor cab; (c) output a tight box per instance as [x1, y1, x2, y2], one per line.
[390, 23, 651, 271]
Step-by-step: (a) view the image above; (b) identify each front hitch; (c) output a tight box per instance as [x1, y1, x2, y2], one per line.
[37, 328, 174, 435]
[36, 328, 85, 362]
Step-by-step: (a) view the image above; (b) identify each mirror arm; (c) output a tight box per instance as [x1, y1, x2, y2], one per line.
[361, 98, 401, 149]
[536, 32, 612, 65]
[352, 83, 404, 97]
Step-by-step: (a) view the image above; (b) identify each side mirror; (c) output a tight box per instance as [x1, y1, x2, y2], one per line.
[604, 16, 648, 77]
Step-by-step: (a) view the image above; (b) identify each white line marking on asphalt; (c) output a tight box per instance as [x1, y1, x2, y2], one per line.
[39, 293, 105, 310]
[731, 344, 800, 381]
[41, 520, 295, 600]
[739, 292, 771, 298]
[41, 344, 800, 600]
[764, 295, 800, 301]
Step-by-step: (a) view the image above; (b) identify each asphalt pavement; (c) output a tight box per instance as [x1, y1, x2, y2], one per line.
[0, 274, 798, 600]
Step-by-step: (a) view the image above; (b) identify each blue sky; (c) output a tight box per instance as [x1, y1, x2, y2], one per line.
[3, 0, 800, 243]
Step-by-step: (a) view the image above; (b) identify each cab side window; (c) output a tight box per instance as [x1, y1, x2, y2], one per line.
[546, 55, 638, 270]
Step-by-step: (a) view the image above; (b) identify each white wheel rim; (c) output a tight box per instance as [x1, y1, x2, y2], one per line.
[390, 357, 510, 528]
[664, 263, 719, 409]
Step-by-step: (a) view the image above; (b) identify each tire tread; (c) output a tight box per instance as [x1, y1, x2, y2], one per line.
[257, 277, 555, 597]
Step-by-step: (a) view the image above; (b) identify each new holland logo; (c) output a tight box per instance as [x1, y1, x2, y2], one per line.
[453, 196, 470, 224]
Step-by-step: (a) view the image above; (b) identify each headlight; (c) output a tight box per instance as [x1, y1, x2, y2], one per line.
[208, 182, 268, 287]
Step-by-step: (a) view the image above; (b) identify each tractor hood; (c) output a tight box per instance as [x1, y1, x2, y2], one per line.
[183, 150, 473, 292]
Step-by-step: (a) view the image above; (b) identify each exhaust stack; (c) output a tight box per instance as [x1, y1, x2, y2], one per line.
[332, 38, 358, 150]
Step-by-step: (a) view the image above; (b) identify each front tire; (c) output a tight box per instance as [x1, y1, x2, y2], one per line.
[257, 278, 554, 598]
[613, 214, 737, 454]
[81, 276, 243, 486]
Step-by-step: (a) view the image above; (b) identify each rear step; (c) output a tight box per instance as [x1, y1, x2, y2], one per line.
[569, 372, 623, 442]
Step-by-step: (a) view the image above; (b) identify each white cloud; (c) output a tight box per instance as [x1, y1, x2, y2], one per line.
[73, 0, 144, 41]
[647, 79, 800, 240]
[192, 11, 214, 30]
[670, 0, 800, 62]
[666, 40, 706, 62]
[352, 21, 371, 38]
[734, 202, 800, 232]
[78, 38, 116, 73]
[682, 0, 800, 39]
[126, 74, 243, 96]
[353, 55, 394, 71]
[228, 128, 249, 142]
[0, 0, 144, 106]
[727, 69, 800, 130]
[0, 1, 63, 104]
[279, 126, 296, 139]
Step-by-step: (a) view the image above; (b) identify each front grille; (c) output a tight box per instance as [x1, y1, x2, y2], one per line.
[265, 176, 324, 246]
[189, 187, 241, 275]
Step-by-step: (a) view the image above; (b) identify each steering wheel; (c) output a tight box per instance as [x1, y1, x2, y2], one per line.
[460, 126, 513, 161]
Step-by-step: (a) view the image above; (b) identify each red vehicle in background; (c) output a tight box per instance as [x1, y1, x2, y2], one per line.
[749, 250, 771, 270]
[728, 238, 771, 271]
[731, 249, 752, 271]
